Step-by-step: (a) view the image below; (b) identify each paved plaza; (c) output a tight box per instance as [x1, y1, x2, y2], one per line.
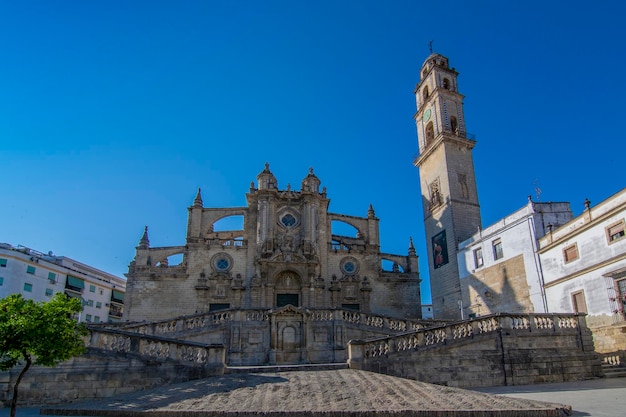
[2, 370, 624, 417]
[474, 377, 626, 417]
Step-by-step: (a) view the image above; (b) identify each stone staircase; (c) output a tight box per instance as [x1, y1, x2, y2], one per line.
[602, 364, 626, 378]
[601, 351, 626, 378]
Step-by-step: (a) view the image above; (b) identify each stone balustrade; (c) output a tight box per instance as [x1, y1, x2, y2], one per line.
[352, 313, 584, 360]
[348, 313, 601, 388]
[88, 327, 226, 370]
[120, 308, 439, 337]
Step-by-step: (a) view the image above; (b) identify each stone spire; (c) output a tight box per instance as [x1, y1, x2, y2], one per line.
[368, 204, 376, 219]
[138, 226, 150, 249]
[408, 237, 416, 256]
[193, 187, 203, 207]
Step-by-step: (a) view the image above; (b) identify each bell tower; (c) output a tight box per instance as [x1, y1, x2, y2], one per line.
[413, 53, 481, 319]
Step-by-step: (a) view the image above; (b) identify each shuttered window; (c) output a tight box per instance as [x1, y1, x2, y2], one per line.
[607, 220, 625, 243]
[563, 244, 579, 263]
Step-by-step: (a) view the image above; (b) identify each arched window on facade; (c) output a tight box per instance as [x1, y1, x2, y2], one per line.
[423, 86, 429, 101]
[443, 78, 450, 90]
[450, 116, 458, 134]
[425, 122, 435, 147]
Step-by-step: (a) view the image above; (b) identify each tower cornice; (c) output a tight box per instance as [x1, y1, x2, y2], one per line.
[414, 133, 476, 167]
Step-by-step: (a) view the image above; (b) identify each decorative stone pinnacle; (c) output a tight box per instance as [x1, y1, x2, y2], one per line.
[138, 226, 150, 249]
[584, 198, 591, 210]
[409, 237, 416, 256]
[194, 187, 203, 207]
[368, 204, 375, 218]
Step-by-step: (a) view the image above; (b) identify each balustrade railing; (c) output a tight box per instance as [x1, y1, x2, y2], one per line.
[88, 328, 225, 368]
[350, 313, 583, 359]
[111, 308, 439, 338]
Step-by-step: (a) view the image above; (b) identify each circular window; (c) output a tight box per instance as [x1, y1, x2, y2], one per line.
[216, 258, 230, 270]
[341, 257, 359, 275]
[281, 213, 296, 227]
[211, 253, 233, 272]
[278, 210, 300, 229]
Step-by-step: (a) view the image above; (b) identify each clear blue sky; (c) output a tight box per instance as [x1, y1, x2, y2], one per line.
[2, 1, 625, 304]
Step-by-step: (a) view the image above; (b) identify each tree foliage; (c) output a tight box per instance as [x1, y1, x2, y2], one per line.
[0, 293, 88, 416]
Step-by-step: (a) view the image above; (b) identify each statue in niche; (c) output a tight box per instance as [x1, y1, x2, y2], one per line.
[429, 179, 443, 209]
[279, 272, 298, 288]
[282, 233, 294, 252]
[262, 239, 274, 256]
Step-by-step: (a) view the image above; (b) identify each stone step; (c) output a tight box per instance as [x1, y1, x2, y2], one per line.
[602, 366, 626, 378]
[226, 362, 349, 374]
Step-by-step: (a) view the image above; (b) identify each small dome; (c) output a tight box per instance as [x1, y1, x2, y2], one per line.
[421, 53, 449, 70]
[256, 162, 278, 190]
[301, 167, 321, 193]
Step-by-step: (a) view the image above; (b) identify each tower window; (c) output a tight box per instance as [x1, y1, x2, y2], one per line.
[423, 86, 429, 100]
[443, 78, 450, 90]
[450, 116, 458, 134]
[425, 122, 434, 147]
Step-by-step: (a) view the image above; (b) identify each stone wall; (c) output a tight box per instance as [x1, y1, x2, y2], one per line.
[464, 254, 535, 316]
[591, 321, 626, 354]
[0, 328, 226, 407]
[348, 313, 602, 388]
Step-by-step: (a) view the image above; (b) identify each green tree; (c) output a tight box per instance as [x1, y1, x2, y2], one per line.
[0, 293, 88, 417]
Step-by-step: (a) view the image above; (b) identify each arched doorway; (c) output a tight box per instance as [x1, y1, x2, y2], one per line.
[274, 270, 301, 307]
[271, 271, 304, 364]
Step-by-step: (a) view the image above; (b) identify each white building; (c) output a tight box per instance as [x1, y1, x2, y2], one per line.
[538, 188, 626, 353]
[457, 199, 573, 318]
[421, 304, 434, 319]
[0, 243, 126, 323]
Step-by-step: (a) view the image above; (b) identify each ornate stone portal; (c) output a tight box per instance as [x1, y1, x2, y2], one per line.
[124, 164, 421, 364]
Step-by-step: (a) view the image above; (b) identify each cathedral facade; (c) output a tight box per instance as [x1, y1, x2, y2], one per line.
[123, 164, 421, 363]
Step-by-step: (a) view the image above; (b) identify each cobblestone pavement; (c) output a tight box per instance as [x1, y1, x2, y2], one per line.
[31, 369, 571, 416]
